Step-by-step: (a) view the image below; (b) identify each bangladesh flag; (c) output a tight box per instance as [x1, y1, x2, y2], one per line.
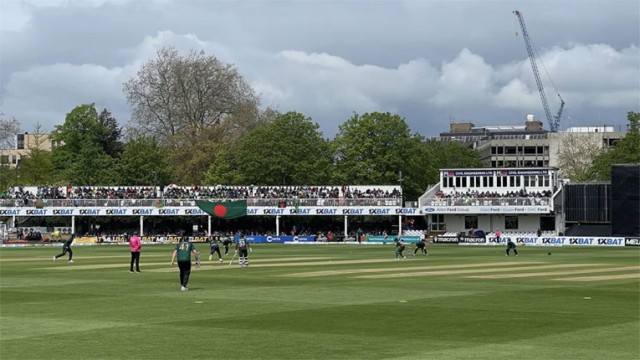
[195, 200, 247, 219]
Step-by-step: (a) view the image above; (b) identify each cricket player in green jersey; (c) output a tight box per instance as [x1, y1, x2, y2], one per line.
[171, 236, 200, 291]
[53, 233, 75, 263]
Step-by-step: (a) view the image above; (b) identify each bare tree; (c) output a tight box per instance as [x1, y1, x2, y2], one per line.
[556, 133, 603, 181]
[123, 47, 259, 145]
[0, 113, 21, 150]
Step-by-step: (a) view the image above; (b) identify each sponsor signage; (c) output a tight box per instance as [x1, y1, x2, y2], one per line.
[625, 238, 640, 247]
[501, 169, 548, 176]
[248, 207, 405, 216]
[564, 237, 625, 247]
[233, 235, 316, 243]
[367, 235, 420, 243]
[99, 235, 209, 243]
[3, 206, 406, 216]
[488, 237, 508, 244]
[515, 237, 538, 245]
[423, 206, 551, 214]
[432, 236, 459, 244]
[445, 170, 495, 177]
[487, 236, 626, 247]
[458, 236, 487, 245]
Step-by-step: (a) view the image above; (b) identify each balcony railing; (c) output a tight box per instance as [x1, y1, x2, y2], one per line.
[421, 197, 551, 207]
[1, 197, 403, 208]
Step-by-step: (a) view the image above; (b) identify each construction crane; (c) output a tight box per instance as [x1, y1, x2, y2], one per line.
[513, 10, 565, 132]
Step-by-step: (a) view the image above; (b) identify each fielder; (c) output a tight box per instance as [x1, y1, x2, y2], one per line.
[53, 233, 75, 263]
[171, 237, 201, 291]
[208, 236, 223, 262]
[222, 237, 233, 256]
[505, 238, 519, 256]
[395, 238, 406, 260]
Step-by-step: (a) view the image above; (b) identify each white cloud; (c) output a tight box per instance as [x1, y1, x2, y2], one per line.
[1, 1, 638, 136]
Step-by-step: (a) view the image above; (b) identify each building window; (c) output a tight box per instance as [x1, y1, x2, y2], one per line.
[11, 155, 17, 164]
[505, 216, 519, 230]
[0, 155, 8, 165]
[431, 214, 446, 232]
[464, 216, 478, 230]
[16, 134, 25, 150]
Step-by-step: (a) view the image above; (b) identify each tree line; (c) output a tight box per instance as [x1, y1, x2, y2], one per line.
[1, 47, 637, 201]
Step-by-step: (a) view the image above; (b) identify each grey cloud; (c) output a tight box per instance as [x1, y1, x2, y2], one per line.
[1, 0, 638, 137]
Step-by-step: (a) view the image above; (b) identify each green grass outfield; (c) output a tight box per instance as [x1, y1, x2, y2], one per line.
[1, 243, 638, 360]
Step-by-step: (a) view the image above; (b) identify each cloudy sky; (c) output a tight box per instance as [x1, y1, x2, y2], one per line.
[1, 0, 638, 138]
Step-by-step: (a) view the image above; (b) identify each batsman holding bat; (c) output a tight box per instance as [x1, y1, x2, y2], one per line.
[235, 235, 252, 268]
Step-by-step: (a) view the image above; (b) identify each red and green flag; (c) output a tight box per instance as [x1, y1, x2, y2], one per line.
[195, 200, 247, 219]
[35, 199, 45, 209]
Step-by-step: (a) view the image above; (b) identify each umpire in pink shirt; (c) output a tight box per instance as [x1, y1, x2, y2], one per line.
[129, 232, 142, 273]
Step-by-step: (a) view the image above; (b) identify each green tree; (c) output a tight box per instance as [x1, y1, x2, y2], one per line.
[50, 104, 118, 185]
[116, 136, 172, 186]
[204, 111, 332, 185]
[15, 124, 53, 185]
[98, 108, 124, 158]
[425, 139, 484, 175]
[588, 111, 640, 180]
[331, 112, 433, 200]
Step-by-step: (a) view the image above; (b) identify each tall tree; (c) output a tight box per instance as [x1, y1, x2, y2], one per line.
[123, 46, 259, 141]
[425, 139, 484, 175]
[203, 111, 332, 185]
[0, 113, 20, 150]
[123, 46, 265, 182]
[556, 133, 602, 181]
[588, 111, 640, 180]
[50, 104, 118, 185]
[116, 136, 171, 186]
[98, 108, 124, 158]
[331, 112, 432, 200]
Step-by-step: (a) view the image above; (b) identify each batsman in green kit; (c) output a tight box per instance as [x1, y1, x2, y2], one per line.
[170, 237, 200, 291]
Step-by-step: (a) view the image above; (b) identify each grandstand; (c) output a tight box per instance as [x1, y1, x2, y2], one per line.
[418, 167, 561, 236]
[0, 185, 408, 240]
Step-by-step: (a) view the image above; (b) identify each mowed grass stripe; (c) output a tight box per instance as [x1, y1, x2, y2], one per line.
[41, 256, 337, 271]
[150, 258, 398, 272]
[554, 273, 640, 282]
[287, 261, 541, 277]
[469, 265, 640, 279]
[356, 263, 603, 279]
[0, 253, 167, 262]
